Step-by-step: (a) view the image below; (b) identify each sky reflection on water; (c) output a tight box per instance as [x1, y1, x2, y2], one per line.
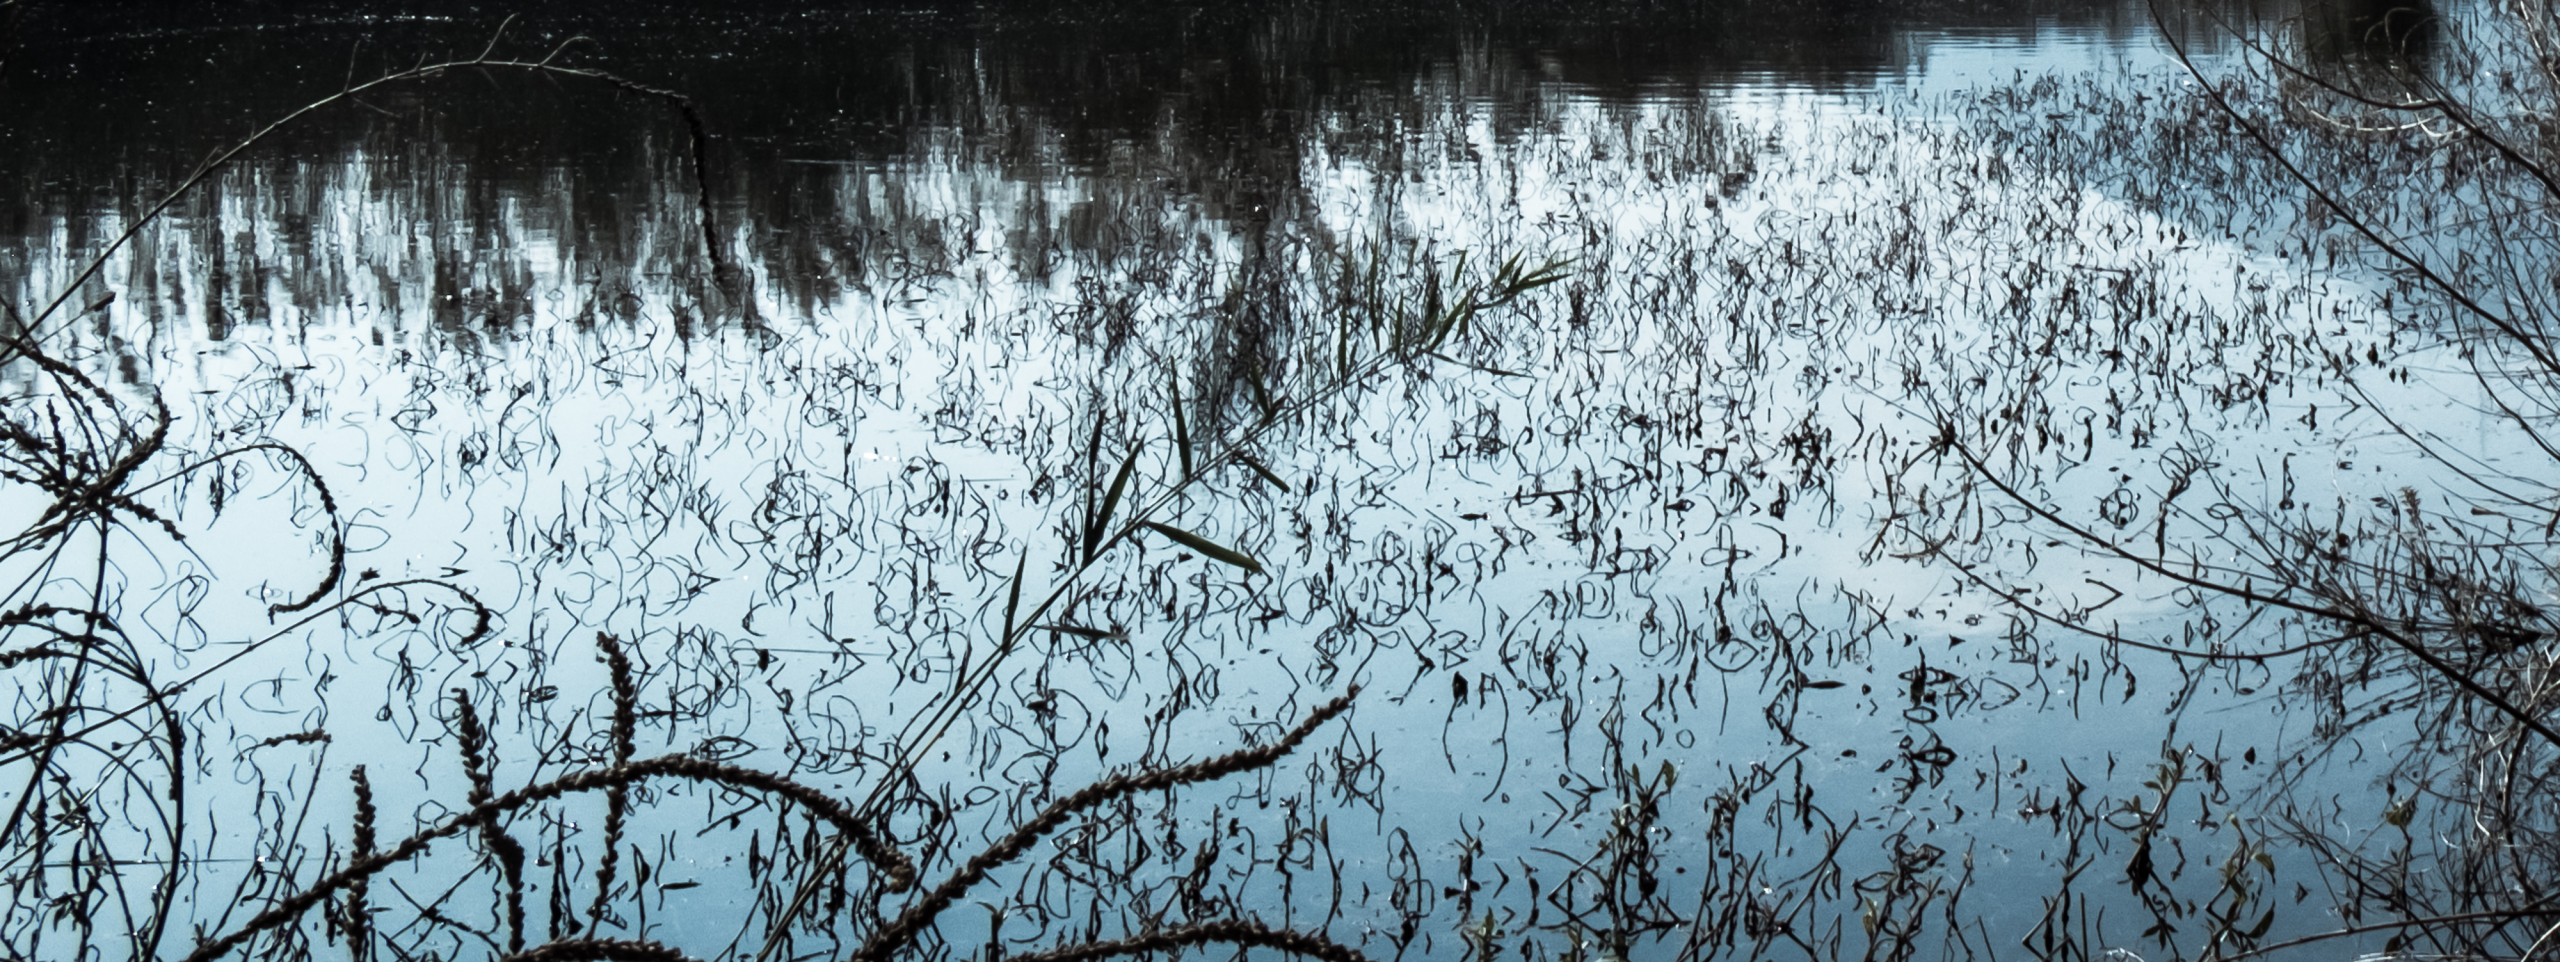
[0, 3, 2492, 961]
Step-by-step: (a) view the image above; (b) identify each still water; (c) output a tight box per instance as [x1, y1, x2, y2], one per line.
[2, 3, 2528, 961]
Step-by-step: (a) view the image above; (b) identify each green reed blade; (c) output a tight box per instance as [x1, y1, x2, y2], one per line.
[1236, 454, 1291, 493]
[1031, 623, 1124, 641]
[1142, 521, 1265, 576]
[1084, 444, 1139, 564]
[1001, 549, 1026, 643]
[1169, 380, 1193, 482]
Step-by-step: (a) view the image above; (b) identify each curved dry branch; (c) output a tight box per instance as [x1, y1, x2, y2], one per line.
[498, 938, 707, 962]
[177, 752, 914, 962]
[0, 578, 493, 769]
[847, 688, 1361, 962]
[585, 631, 642, 936]
[1010, 918, 1378, 962]
[2144, 0, 2560, 381]
[1943, 433, 2560, 751]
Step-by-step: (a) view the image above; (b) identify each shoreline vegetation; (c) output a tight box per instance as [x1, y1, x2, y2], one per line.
[4, 1, 2557, 961]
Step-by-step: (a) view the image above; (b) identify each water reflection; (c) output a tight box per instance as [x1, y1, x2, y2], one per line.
[1, 2, 2527, 962]
[2297, 0, 2439, 67]
[4, 0, 2202, 285]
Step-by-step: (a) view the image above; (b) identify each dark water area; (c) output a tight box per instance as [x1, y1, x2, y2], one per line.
[8, 2, 2557, 962]
[10, 0, 2171, 146]
[5, 0, 2221, 350]
[5, 0, 2179, 253]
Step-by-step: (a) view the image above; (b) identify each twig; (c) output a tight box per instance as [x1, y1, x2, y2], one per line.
[1010, 918, 1377, 962]
[845, 688, 1360, 962]
[176, 753, 914, 962]
[1944, 434, 2560, 751]
[497, 938, 705, 962]
[585, 632, 642, 935]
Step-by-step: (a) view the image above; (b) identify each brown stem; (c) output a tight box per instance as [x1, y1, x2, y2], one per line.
[1009, 918, 1376, 962]
[497, 937, 705, 962]
[848, 688, 1358, 962]
[177, 753, 914, 962]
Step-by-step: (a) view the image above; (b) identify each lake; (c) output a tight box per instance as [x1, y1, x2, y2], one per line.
[5, 2, 2553, 961]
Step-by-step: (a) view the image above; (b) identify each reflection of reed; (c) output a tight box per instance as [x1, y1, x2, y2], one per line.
[181, 643, 1360, 962]
[2296, 0, 2438, 68]
[176, 749, 920, 962]
[848, 689, 1365, 962]
[18, 2, 2555, 960]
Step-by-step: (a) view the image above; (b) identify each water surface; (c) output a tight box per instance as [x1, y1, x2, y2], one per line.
[0, 3, 2513, 962]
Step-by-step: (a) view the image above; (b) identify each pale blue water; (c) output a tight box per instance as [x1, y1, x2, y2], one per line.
[1, 3, 2521, 961]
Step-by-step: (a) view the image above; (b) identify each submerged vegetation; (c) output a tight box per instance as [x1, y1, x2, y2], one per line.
[1964, 1, 2560, 956]
[3, 1, 2558, 961]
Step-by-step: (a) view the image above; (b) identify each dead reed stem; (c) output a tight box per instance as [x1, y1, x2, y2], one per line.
[847, 687, 1360, 962]
[177, 752, 916, 962]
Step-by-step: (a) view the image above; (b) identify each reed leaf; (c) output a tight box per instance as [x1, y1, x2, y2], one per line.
[1083, 444, 1139, 565]
[1031, 624, 1125, 641]
[1001, 550, 1027, 642]
[1168, 380, 1194, 482]
[1236, 455, 1292, 494]
[1141, 522, 1265, 576]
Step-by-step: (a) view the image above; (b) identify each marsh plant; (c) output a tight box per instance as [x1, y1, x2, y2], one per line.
[11, 3, 2560, 962]
[0, 29, 1582, 962]
[1882, 0, 2560, 958]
